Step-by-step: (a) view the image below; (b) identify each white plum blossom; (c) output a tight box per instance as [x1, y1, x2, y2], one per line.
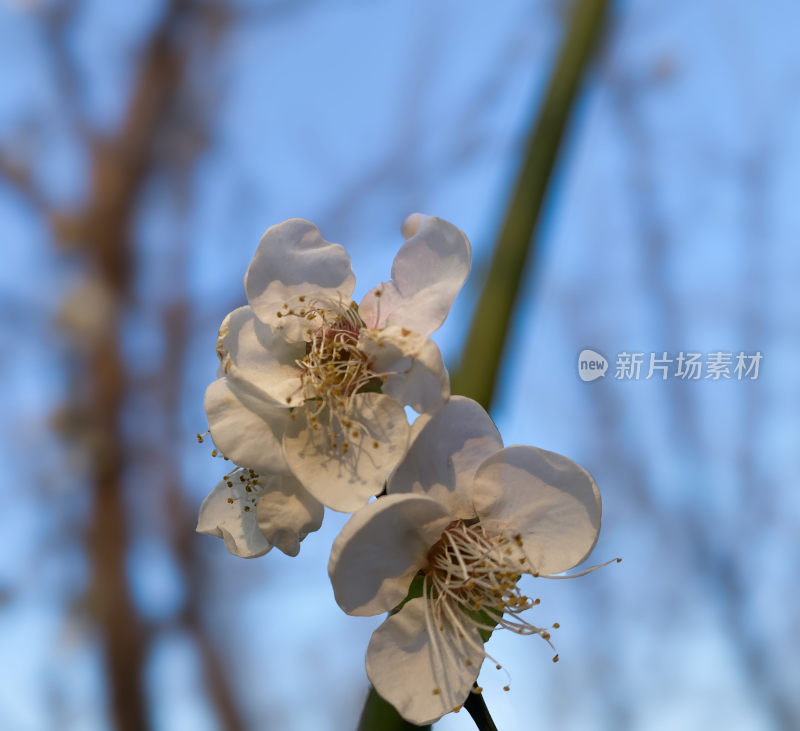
[204, 214, 471, 514]
[328, 397, 605, 725]
[197, 467, 323, 558]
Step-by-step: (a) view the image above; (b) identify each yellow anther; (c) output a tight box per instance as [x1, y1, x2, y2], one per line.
[226, 498, 234, 504]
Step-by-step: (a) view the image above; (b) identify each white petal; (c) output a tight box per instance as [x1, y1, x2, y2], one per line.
[328, 494, 450, 616]
[471, 446, 602, 575]
[255, 475, 324, 557]
[204, 378, 291, 474]
[282, 393, 410, 513]
[197, 470, 272, 558]
[216, 306, 305, 406]
[245, 219, 356, 341]
[366, 597, 483, 725]
[359, 214, 471, 337]
[388, 396, 503, 519]
[359, 326, 449, 414]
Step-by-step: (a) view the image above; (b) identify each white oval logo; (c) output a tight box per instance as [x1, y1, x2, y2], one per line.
[578, 349, 608, 382]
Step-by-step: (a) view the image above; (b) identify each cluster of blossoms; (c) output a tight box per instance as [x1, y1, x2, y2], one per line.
[197, 215, 609, 725]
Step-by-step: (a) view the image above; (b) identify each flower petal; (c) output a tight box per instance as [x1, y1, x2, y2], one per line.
[245, 219, 356, 341]
[471, 446, 602, 575]
[282, 393, 410, 513]
[388, 396, 503, 518]
[359, 326, 449, 415]
[328, 494, 450, 616]
[216, 306, 305, 406]
[255, 475, 324, 557]
[366, 597, 483, 725]
[359, 214, 471, 336]
[204, 378, 291, 474]
[196, 470, 272, 558]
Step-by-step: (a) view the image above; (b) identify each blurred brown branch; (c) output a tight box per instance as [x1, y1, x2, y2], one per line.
[0, 2, 246, 730]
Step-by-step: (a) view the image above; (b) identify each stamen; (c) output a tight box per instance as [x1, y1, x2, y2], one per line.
[421, 519, 582, 698]
[538, 557, 621, 579]
[218, 467, 268, 513]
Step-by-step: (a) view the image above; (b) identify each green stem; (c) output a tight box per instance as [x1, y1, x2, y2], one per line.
[357, 1, 609, 729]
[464, 687, 499, 731]
[450, 0, 610, 410]
[358, 687, 431, 731]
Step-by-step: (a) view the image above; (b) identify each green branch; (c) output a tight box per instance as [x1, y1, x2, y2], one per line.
[357, 688, 431, 731]
[451, 0, 610, 410]
[357, 0, 609, 728]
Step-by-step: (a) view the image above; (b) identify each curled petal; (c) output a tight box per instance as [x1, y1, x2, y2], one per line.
[197, 470, 272, 558]
[282, 393, 410, 513]
[359, 214, 471, 336]
[255, 476, 324, 557]
[216, 306, 305, 406]
[359, 326, 449, 414]
[245, 219, 356, 341]
[366, 597, 483, 725]
[388, 396, 503, 518]
[328, 494, 450, 616]
[204, 378, 291, 475]
[472, 446, 602, 575]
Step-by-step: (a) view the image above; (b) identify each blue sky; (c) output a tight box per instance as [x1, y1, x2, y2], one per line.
[1, 0, 799, 729]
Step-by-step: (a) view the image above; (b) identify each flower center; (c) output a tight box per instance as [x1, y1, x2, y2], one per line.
[424, 520, 550, 639]
[421, 520, 558, 703]
[297, 314, 379, 415]
[277, 297, 384, 452]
